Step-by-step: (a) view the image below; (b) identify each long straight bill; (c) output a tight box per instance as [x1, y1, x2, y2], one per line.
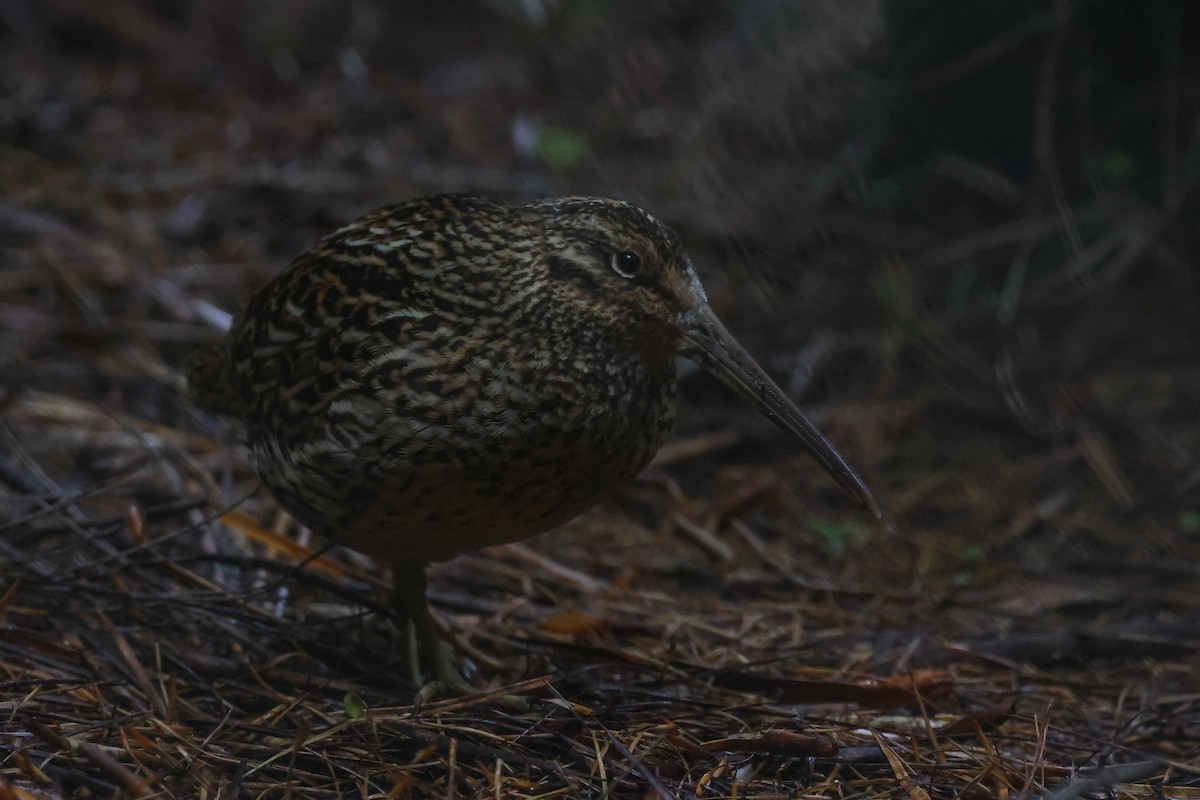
[683, 305, 881, 518]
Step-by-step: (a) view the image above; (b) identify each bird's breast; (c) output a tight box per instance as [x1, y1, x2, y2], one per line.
[249, 327, 680, 563]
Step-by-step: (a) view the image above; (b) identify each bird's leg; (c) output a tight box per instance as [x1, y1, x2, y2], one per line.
[391, 562, 474, 699]
[402, 618, 421, 687]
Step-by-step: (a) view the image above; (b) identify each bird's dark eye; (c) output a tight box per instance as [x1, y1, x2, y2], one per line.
[611, 251, 642, 279]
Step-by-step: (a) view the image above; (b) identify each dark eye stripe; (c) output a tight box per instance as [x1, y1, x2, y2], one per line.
[548, 255, 603, 294]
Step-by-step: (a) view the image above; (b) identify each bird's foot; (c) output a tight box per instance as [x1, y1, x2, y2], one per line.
[393, 563, 528, 709]
[414, 678, 474, 706]
[413, 655, 531, 711]
[415, 638, 477, 701]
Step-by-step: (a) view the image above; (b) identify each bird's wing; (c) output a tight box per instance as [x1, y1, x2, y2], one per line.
[227, 197, 511, 447]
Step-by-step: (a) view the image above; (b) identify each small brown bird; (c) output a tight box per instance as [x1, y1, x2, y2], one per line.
[190, 194, 878, 696]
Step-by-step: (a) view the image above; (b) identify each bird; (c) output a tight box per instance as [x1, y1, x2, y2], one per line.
[188, 193, 879, 698]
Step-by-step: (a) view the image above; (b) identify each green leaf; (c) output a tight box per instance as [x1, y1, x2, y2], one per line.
[960, 543, 985, 562]
[536, 126, 590, 170]
[806, 516, 867, 557]
[343, 691, 365, 720]
[1098, 148, 1137, 184]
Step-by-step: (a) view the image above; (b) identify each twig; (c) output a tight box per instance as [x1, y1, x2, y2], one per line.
[27, 719, 156, 798]
[673, 512, 735, 563]
[1037, 760, 1163, 800]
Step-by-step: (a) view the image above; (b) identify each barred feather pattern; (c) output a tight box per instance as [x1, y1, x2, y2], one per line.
[191, 195, 707, 563]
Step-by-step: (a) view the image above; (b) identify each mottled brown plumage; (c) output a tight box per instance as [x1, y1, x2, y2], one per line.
[189, 194, 877, 696]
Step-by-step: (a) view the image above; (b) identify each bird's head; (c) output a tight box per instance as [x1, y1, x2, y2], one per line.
[525, 197, 707, 364]
[526, 196, 880, 517]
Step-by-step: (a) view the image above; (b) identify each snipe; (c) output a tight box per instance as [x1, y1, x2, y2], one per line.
[189, 194, 878, 697]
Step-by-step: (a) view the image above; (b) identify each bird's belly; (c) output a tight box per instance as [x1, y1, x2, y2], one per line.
[338, 458, 627, 563]
[254, 395, 674, 564]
